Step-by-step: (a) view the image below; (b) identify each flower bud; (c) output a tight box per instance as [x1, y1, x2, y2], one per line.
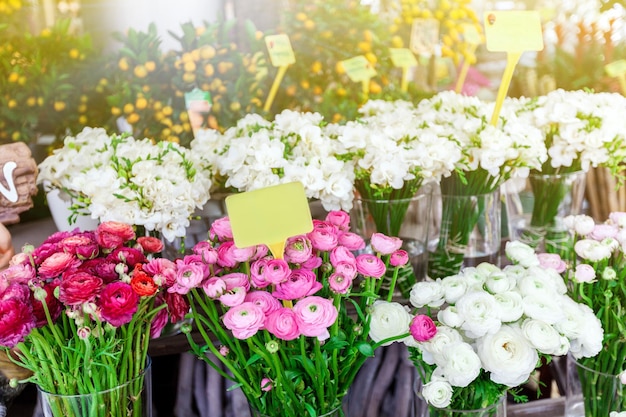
[219, 345, 230, 356]
[265, 340, 280, 353]
[602, 267, 617, 281]
[180, 323, 192, 334]
[77, 327, 91, 339]
[33, 287, 47, 302]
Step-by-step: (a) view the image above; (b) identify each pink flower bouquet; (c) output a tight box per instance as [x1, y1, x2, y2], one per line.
[0, 221, 188, 416]
[173, 211, 414, 417]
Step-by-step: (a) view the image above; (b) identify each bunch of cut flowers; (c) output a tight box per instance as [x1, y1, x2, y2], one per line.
[376, 241, 603, 414]
[172, 210, 416, 416]
[0, 221, 188, 416]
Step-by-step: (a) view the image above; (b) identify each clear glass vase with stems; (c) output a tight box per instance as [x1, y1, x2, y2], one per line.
[352, 179, 433, 298]
[565, 354, 626, 417]
[504, 170, 586, 255]
[38, 359, 152, 417]
[249, 402, 346, 417]
[427, 173, 501, 280]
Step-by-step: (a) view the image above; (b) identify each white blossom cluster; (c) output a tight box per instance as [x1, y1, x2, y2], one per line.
[38, 127, 212, 242]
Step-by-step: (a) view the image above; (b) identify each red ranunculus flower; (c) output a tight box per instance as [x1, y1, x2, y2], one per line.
[164, 292, 189, 323]
[107, 247, 146, 268]
[130, 265, 158, 297]
[95, 222, 136, 250]
[99, 282, 139, 327]
[137, 236, 164, 254]
[58, 271, 103, 306]
[0, 297, 35, 348]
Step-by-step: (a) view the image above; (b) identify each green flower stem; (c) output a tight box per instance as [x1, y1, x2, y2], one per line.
[386, 265, 400, 303]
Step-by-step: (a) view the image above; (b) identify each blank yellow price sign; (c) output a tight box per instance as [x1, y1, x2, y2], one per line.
[484, 10, 543, 126]
[340, 55, 377, 96]
[605, 59, 626, 95]
[264, 34, 296, 112]
[390, 48, 417, 92]
[225, 182, 313, 260]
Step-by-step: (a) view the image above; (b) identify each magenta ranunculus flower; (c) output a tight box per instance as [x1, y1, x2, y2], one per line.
[355, 254, 386, 278]
[58, 271, 103, 306]
[329, 246, 356, 267]
[273, 269, 322, 301]
[409, 314, 437, 342]
[95, 221, 136, 250]
[328, 273, 353, 294]
[217, 241, 239, 268]
[107, 247, 147, 268]
[284, 235, 313, 264]
[264, 259, 291, 285]
[78, 258, 119, 284]
[537, 253, 567, 273]
[222, 302, 265, 339]
[293, 296, 338, 340]
[370, 233, 403, 255]
[307, 229, 338, 252]
[265, 307, 301, 340]
[203, 277, 227, 298]
[60, 234, 99, 259]
[150, 308, 169, 338]
[164, 292, 189, 323]
[0, 297, 35, 347]
[337, 232, 366, 251]
[209, 217, 233, 241]
[99, 282, 139, 327]
[325, 211, 351, 231]
[1, 263, 36, 284]
[244, 291, 282, 316]
[38, 252, 81, 279]
[390, 250, 409, 267]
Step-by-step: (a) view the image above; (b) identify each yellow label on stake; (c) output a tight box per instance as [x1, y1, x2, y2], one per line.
[225, 182, 313, 259]
[410, 18, 440, 56]
[265, 34, 296, 67]
[390, 48, 418, 68]
[460, 23, 482, 45]
[340, 55, 377, 83]
[606, 59, 626, 77]
[484, 11, 544, 52]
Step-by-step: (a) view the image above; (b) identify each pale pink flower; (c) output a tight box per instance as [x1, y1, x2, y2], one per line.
[260, 377, 273, 392]
[38, 252, 81, 279]
[325, 211, 351, 231]
[355, 254, 386, 278]
[329, 246, 356, 267]
[293, 296, 338, 340]
[284, 236, 313, 264]
[209, 217, 233, 241]
[219, 287, 247, 307]
[370, 233, 402, 255]
[250, 258, 271, 289]
[265, 307, 301, 340]
[328, 273, 353, 294]
[174, 261, 206, 291]
[144, 258, 177, 287]
[264, 259, 291, 285]
[221, 272, 251, 291]
[409, 314, 437, 342]
[609, 212, 626, 227]
[390, 250, 409, 267]
[244, 291, 282, 316]
[337, 232, 365, 251]
[537, 253, 567, 273]
[273, 269, 322, 300]
[202, 277, 227, 298]
[590, 224, 618, 241]
[1, 263, 36, 283]
[335, 262, 357, 280]
[574, 264, 596, 283]
[222, 302, 265, 339]
[307, 229, 338, 252]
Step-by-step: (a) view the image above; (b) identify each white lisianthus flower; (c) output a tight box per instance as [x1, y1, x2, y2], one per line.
[521, 318, 563, 355]
[477, 325, 539, 387]
[410, 280, 445, 308]
[504, 241, 540, 267]
[456, 291, 501, 338]
[421, 379, 453, 408]
[439, 342, 482, 387]
[368, 301, 411, 346]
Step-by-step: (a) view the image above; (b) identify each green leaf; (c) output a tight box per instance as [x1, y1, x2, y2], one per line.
[304, 402, 317, 417]
[356, 342, 375, 357]
[245, 353, 262, 367]
[321, 337, 349, 352]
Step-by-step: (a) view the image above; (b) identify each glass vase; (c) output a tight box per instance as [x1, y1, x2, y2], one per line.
[503, 171, 585, 255]
[427, 188, 501, 280]
[38, 361, 152, 417]
[351, 186, 434, 297]
[564, 355, 625, 417]
[249, 403, 345, 417]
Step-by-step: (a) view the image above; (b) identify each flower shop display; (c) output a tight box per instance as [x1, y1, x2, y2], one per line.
[0, 221, 189, 416]
[37, 127, 212, 242]
[391, 241, 603, 416]
[415, 91, 545, 279]
[503, 89, 626, 254]
[173, 210, 417, 417]
[559, 212, 626, 416]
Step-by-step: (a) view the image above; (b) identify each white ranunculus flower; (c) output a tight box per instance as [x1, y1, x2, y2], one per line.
[439, 342, 481, 387]
[410, 280, 445, 308]
[368, 301, 411, 346]
[522, 293, 566, 325]
[485, 270, 516, 294]
[568, 303, 604, 359]
[421, 326, 464, 365]
[439, 275, 468, 304]
[493, 291, 524, 323]
[456, 291, 501, 338]
[504, 241, 540, 267]
[421, 379, 453, 408]
[521, 318, 563, 355]
[437, 306, 464, 328]
[575, 239, 612, 261]
[477, 324, 539, 387]
[564, 214, 596, 236]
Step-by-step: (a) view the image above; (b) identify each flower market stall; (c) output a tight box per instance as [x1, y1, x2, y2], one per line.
[2, 0, 626, 416]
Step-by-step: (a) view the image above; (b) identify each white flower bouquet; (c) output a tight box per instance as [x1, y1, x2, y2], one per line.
[38, 127, 212, 242]
[372, 241, 603, 414]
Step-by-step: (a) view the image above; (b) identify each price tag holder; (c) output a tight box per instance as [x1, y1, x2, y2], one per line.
[340, 55, 377, 96]
[225, 182, 313, 260]
[410, 18, 440, 56]
[184, 88, 212, 135]
[605, 59, 626, 94]
[484, 10, 543, 126]
[390, 48, 417, 92]
[263, 34, 296, 112]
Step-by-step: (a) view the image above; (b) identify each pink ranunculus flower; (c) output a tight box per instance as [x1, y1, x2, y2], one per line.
[38, 252, 81, 279]
[325, 211, 351, 231]
[60, 234, 99, 259]
[410, 314, 437, 342]
[78, 258, 119, 284]
[590, 224, 618, 241]
[137, 236, 164, 254]
[58, 271, 103, 306]
[293, 296, 338, 340]
[390, 250, 409, 267]
[335, 262, 357, 280]
[537, 253, 567, 273]
[355, 254, 386, 278]
[174, 260, 207, 291]
[244, 291, 282, 317]
[144, 258, 177, 287]
[192, 241, 219, 264]
[203, 277, 227, 298]
[150, 308, 169, 338]
[265, 307, 301, 340]
[209, 217, 233, 241]
[260, 377, 273, 392]
[329, 246, 356, 267]
[0, 297, 35, 348]
[231, 245, 256, 263]
[95, 221, 136, 250]
[284, 235, 313, 264]
[574, 264, 596, 283]
[221, 272, 251, 292]
[337, 232, 365, 251]
[250, 258, 271, 288]
[302, 256, 322, 270]
[1, 263, 36, 283]
[328, 273, 353, 294]
[371, 233, 402, 255]
[9, 252, 30, 267]
[273, 269, 322, 301]
[99, 282, 139, 327]
[0, 283, 30, 302]
[222, 302, 265, 339]
[217, 241, 239, 268]
[219, 287, 247, 307]
[307, 228, 338, 252]
[264, 259, 291, 285]
[252, 245, 269, 260]
[312, 219, 338, 234]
